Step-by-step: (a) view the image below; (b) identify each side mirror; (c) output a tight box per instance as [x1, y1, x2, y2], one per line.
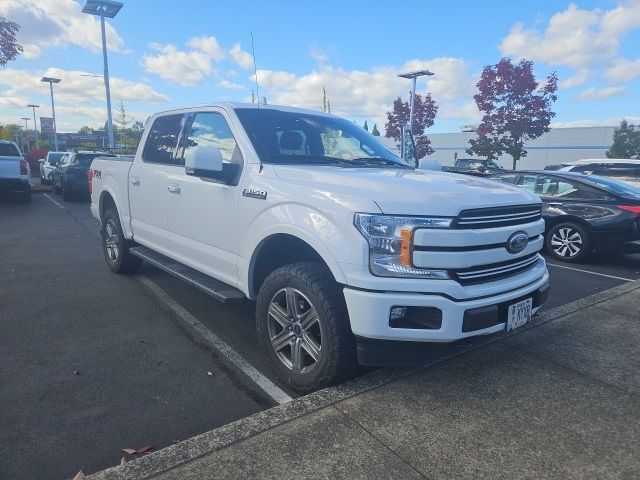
[185, 146, 223, 178]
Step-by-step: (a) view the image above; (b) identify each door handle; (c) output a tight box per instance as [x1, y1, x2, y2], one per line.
[167, 184, 181, 194]
[130, 176, 140, 186]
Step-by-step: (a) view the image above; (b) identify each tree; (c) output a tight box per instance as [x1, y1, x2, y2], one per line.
[115, 100, 130, 131]
[371, 124, 380, 136]
[321, 86, 332, 113]
[363, 120, 369, 131]
[0, 17, 23, 66]
[78, 126, 93, 134]
[385, 93, 438, 158]
[606, 120, 640, 159]
[467, 58, 558, 170]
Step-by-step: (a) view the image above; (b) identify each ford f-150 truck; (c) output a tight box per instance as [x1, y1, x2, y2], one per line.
[0, 140, 30, 202]
[90, 103, 549, 392]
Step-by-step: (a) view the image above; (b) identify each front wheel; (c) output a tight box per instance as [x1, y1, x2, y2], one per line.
[101, 208, 143, 274]
[256, 262, 357, 393]
[545, 222, 591, 262]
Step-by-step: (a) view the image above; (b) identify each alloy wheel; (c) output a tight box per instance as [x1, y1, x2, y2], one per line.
[267, 287, 322, 374]
[104, 219, 120, 262]
[550, 227, 583, 258]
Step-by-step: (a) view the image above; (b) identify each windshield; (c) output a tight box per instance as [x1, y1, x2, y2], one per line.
[0, 143, 20, 156]
[576, 174, 640, 199]
[235, 108, 409, 168]
[47, 152, 65, 165]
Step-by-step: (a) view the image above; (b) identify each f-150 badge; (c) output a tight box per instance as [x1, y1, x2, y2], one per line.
[243, 188, 267, 200]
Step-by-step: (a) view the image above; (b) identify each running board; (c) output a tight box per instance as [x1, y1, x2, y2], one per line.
[129, 246, 245, 303]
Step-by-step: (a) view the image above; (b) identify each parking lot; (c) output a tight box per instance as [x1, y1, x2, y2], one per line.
[2, 189, 640, 480]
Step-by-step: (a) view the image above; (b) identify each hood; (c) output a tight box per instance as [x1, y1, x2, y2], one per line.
[273, 166, 540, 216]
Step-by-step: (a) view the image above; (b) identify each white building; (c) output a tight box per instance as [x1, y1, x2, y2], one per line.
[380, 126, 616, 170]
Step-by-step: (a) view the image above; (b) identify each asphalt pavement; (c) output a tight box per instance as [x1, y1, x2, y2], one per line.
[2, 186, 640, 479]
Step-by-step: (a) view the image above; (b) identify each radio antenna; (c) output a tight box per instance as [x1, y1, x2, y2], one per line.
[251, 32, 260, 109]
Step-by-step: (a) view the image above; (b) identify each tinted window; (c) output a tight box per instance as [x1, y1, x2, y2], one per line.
[493, 174, 518, 184]
[0, 143, 20, 156]
[47, 152, 65, 165]
[178, 112, 242, 167]
[76, 153, 114, 166]
[576, 175, 640, 199]
[143, 114, 183, 164]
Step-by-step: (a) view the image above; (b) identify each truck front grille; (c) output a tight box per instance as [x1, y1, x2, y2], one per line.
[454, 205, 542, 229]
[452, 253, 539, 285]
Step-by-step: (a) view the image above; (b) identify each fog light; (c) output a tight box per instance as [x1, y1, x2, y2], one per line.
[390, 307, 408, 322]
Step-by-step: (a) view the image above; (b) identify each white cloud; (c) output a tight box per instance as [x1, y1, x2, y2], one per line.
[500, 2, 640, 70]
[574, 86, 627, 101]
[309, 44, 329, 64]
[230, 43, 254, 70]
[559, 69, 590, 89]
[0, 93, 30, 108]
[606, 58, 640, 83]
[219, 80, 245, 91]
[250, 57, 477, 129]
[552, 116, 640, 128]
[0, 0, 124, 59]
[187, 36, 225, 60]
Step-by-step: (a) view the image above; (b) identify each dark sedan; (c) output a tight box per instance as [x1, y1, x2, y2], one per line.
[492, 171, 640, 262]
[52, 151, 115, 200]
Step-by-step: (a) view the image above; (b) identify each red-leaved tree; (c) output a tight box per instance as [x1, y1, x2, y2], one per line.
[0, 17, 23, 66]
[385, 93, 438, 158]
[467, 58, 558, 170]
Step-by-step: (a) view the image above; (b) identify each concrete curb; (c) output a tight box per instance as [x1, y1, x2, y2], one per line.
[87, 279, 640, 480]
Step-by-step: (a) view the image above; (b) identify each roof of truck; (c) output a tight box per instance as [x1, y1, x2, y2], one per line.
[152, 102, 333, 118]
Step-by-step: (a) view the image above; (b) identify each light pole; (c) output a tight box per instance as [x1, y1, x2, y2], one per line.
[41, 76, 61, 150]
[398, 69, 434, 133]
[27, 104, 39, 148]
[82, 0, 123, 150]
[21, 117, 30, 152]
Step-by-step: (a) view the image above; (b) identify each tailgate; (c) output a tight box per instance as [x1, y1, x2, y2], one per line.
[0, 156, 22, 179]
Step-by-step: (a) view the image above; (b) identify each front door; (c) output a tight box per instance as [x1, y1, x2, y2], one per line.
[165, 110, 244, 287]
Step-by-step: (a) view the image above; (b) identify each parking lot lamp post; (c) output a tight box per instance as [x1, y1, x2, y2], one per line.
[82, 0, 123, 150]
[28, 104, 39, 148]
[41, 77, 61, 150]
[398, 70, 434, 134]
[21, 117, 30, 152]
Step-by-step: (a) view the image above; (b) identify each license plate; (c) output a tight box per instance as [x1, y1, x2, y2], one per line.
[506, 298, 533, 331]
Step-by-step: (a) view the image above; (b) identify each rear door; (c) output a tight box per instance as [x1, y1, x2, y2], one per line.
[128, 113, 185, 254]
[0, 143, 23, 179]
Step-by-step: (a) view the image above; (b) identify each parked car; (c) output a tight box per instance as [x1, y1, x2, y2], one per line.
[51, 150, 115, 200]
[558, 159, 640, 188]
[0, 140, 30, 202]
[492, 170, 640, 262]
[90, 103, 549, 391]
[39, 151, 67, 185]
[442, 158, 505, 176]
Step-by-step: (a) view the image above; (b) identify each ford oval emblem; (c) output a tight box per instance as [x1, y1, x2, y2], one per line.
[507, 231, 529, 254]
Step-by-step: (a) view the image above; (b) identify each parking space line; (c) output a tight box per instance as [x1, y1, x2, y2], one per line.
[546, 262, 634, 282]
[138, 276, 293, 405]
[42, 193, 64, 209]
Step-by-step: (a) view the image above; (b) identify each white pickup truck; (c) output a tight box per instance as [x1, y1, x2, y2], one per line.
[0, 140, 30, 202]
[90, 103, 549, 391]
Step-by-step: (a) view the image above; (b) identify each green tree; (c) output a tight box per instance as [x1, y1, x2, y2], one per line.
[322, 86, 331, 113]
[0, 123, 21, 142]
[371, 124, 380, 136]
[363, 120, 369, 131]
[78, 126, 93, 134]
[606, 120, 640, 159]
[0, 17, 23, 66]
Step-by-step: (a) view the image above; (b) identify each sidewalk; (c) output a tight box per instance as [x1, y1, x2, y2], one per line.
[89, 280, 640, 480]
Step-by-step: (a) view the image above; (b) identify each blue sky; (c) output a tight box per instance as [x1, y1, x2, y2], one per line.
[1, 0, 639, 134]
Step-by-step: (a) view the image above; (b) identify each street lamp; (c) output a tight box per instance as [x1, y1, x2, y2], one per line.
[21, 117, 30, 152]
[41, 76, 61, 151]
[27, 104, 39, 148]
[398, 69, 434, 134]
[82, 0, 123, 150]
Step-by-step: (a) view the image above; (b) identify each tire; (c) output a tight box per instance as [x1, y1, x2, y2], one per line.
[256, 262, 357, 393]
[52, 178, 61, 195]
[101, 208, 143, 274]
[545, 222, 591, 262]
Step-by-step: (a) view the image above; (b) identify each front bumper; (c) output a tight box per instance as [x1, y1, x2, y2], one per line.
[343, 258, 549, 363]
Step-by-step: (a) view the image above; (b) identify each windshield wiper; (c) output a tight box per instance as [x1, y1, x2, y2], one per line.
[348, 157, 412, 168]
[268, 155, 353, 167]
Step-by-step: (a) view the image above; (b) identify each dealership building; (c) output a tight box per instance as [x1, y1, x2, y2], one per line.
[381, 125, 616, 170]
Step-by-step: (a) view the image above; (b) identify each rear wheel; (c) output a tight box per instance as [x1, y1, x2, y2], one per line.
[545, 222, 591, 262]
[101, 208, 143, 274]
[256, 262, 357, 393]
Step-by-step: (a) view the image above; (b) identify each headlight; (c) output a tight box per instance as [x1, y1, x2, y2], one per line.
[354, 213, 453, 279]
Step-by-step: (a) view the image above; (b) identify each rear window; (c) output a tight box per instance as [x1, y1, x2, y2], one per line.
[577, 175, 640, 199]
[0, 143, 20, 156]
[143, 114, 183, 164]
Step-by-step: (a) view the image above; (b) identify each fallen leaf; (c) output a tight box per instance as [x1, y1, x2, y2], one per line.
[137, 445, 153, 454]
[71, 470, 85, 480]
[207, 371, 214, 377]
[73, 370, 80, 375]
[121, 448, 137, 455]
[120, 457, 127, 465]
